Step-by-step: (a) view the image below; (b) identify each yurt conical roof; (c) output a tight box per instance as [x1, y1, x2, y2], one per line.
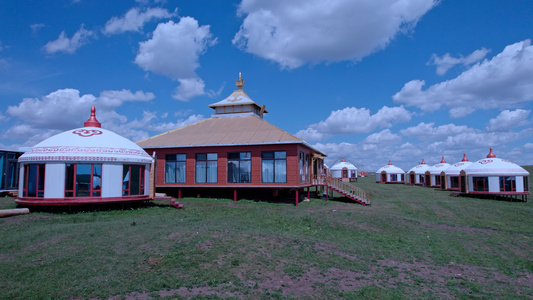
[408, 159, 429, 175]
[19, 106, 152, 164]
[427, 157, 450, 174]
[331, 158, 357, 170]
[464, 148, 529, 176]
[444, 153, 473, 175]
[377, 160, 404, 174]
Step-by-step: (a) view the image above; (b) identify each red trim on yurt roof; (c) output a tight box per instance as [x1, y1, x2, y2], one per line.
[84, 105, 101, 128]
[486, 147, 496, 158]
[462, 153, 468, 161]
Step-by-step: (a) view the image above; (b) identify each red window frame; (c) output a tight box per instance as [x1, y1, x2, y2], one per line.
[472, 177, 489, 192]
[65, 164, 102, 197]
[23, 164, 45, 198]
[123, 165, 145, 196]
[524, 176, 529, 192]
[499, 176, 516, 192]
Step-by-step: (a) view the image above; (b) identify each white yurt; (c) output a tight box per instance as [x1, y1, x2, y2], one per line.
[16, 106, 153, 206]
[442, 153, 472, 191]
[462, 148, 530, 200]
[406, 159, 429, 186]
[376, 160, 405, 184]
[330, 158, 357, 182]
[425, 157, 450, 188]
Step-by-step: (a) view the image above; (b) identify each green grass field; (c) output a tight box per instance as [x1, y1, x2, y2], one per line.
[1, 168, 532, 299]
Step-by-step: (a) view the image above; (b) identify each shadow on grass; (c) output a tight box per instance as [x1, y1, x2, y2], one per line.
[16, 200, 162, 214]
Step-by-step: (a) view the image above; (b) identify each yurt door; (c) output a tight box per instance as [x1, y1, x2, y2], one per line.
[381, 173, 387, 183]
[460, 175, 467, 193]
[342, 168, 348, 179]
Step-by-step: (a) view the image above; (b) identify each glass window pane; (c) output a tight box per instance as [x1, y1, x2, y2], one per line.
[176, 154, 186, 161]
[241, 160, 251, 183]
[262, 160, 274, 183]
[196, 153, 207, 160]
[275, 151, 286, 159]
[207, 153, 218, 160]
[165, 162, 176, 183]
[196, 161, 207, 183]
[262, 152, 274, 159]
[76, 164, 91, 197]
[130, 165, 140, 195]
[207, 160, 217, 183]
[275, 160, 287, 183]
[166, 154, 176, 161]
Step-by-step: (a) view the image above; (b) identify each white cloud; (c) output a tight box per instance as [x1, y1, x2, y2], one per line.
[43, 25, 95, 54]
[135, 17, 217, 101]
[394, 39, 533, 117]
[233, 0, 438, 69]
[486, 109, 531, 132]
[362, 129, 402, 144]
[296, 106, 412, 141]
[400, 122, 474, 139]
[172, 78, 206, 101]
[103, 7, 175, 35]
[2, 88, 171, 145]
[427, 47, 489, 75]
[7, 89, 96, 130]
[97, 89, 155, 108]
[30, 23, 45, 34]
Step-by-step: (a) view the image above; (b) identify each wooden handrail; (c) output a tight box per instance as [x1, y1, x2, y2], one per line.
[325, 175, 369, 205]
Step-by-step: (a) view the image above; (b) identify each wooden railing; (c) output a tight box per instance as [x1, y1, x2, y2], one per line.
[312, 175, 370, 205]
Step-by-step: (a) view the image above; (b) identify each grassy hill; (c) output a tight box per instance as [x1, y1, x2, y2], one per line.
[1, 175, 532, 299]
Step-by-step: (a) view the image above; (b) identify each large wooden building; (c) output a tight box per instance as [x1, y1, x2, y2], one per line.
[137, 74, 330, 205]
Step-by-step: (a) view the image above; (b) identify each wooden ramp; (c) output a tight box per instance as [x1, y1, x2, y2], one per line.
[324, 176, 370, 205]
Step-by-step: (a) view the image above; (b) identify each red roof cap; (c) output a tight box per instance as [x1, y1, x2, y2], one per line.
[486, 147, 496, 158]
[388, 160, 392, 165]
[462, 153, 469, 162]
[440, 156, 446, 163]
[84, 105, 101, 128]
[421, 158, 426, 164]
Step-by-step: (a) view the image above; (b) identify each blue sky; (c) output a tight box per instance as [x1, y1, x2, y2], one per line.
[1, 0, 532, 171]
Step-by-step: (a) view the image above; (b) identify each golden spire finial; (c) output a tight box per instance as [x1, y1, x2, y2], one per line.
[235, 72, 245, 89]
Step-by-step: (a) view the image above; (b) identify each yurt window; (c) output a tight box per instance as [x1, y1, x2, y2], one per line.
[391, 174, 397, 181]
[419, 175, 425, 184]
[473, 177, 489, 192]
[23, 164, 45, 197]
[261, 151, 287, 183]
[123, 165, 145, 196]
[234, 105, 242, 113]
[350, 170, 356, 178]
[195, 153, 218, 183]
[524, 177, 529, 191]
[165, 154, 186, 183]
[435, 176, 441, 186]
[499, 176, 516, 192]
[243, 105, 251, 112]
[450, 176, 459, 188]
[65, 164, 102, 197]
[227, 152, 251, 183]
[215, 107, 223, 114]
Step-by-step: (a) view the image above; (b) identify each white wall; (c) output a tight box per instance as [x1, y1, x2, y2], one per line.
[102, 163, 123, 198]
[44, 163, 65, 198]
